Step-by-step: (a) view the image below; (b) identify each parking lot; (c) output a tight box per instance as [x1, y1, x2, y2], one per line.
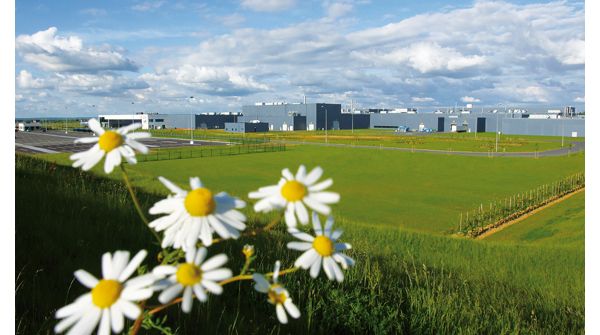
[15, 130, 229, 154]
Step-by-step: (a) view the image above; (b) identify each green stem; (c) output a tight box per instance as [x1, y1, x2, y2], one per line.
[120, 164, 161, 244]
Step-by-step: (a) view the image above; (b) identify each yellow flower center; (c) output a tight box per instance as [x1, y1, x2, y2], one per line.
[176, 263, 203, 286]
[267, 285, 287, 305]
[281, 180, 307, 202]
[184, 188, 216, 217]
[312, 235, 334, 256]
[91, 279, 122, 308]
[98, 131, 123, 152]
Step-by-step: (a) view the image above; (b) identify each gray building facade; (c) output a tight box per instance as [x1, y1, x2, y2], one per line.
[225, 122, 269, 133]
[240, 103, 342, 131]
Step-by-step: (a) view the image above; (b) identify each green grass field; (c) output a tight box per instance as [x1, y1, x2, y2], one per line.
[15, 128, 585, 334]
[149, 128, 581, 153]
[485, 191, 585, 247]
[16, 155, 584, 334]
[41, 145, 585, 234]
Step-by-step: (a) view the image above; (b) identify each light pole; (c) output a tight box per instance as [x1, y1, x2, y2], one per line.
[189, 96, 195, 145]
[324, 107, 328, 143]
[495, 103, 506, 152]
[65, 106, 68, 134]
[561, 114, 565, 148]
[351, 99, 354, 134]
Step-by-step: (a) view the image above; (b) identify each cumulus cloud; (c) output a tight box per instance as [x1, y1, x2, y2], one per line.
[15, 1, 585, 116]
[240, 0, 296, 12]
[55, 73, 149, 96]
[412, 97, 435, 103]
[141, 65, 269, 96]
[574, 96, 584, 103]
[461, 96, 480, 103]
[16, 27, 138, 73]
[16, 70, 49, 89]
[355, 42, 486, 74]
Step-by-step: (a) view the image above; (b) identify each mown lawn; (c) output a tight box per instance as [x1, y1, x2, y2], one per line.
[149, 128, 582, 153]
[485, 191, 585, 247]
[41, 145, 585, 234]
[16, 155, 584, 334]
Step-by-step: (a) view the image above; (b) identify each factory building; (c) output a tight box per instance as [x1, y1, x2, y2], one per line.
[98, 113, 239, 130]
[225, 121, 269, 133]
[240, 103, 345, 131]
[95, 103, 584, 137]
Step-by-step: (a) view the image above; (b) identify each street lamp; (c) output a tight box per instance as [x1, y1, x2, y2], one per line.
[189, 96, 195, 145]
[495, 103, 506, 152]
[324, 107, 328, 144]
[65, 106, 68, 134]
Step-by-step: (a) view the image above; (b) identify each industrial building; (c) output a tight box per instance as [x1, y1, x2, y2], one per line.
[98, 113, 239, 130]
[225, 121, 269, 133]
[92, 102, 584, 137]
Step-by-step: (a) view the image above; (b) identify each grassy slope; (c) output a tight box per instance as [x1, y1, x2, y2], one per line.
[41, 145, 585, 234]
[485, 191, 585, 247]
[15, 155, 584, 334]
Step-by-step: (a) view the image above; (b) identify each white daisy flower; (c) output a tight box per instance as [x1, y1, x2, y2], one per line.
[149, 176, 247, 249]
[54, 250, 154, 335]
[152, 246, 232, 313]
[248, 165, 340, 227]
[252, 261, 300, 324]
[70, 118, 151, 174]
[287, 213, 355, 282]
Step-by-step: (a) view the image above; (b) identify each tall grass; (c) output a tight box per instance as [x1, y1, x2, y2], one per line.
[16, 155, 583, 334]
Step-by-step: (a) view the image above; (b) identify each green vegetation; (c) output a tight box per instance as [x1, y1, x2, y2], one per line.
[150, 128, 581, 153]
[486, 191, 585, 247]
[40, 145, 585, 234]
[457, 172, 584, 236]
[16, 155, 584, 334]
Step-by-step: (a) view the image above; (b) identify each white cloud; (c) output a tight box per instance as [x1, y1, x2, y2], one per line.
[240, 0, 296, 12]
[16, 70, 49, 89]
[574, 96, 584, 103]
[412, 97, 435, 103]
[80, 8, 107, 16]
[461, 96, 480, 103]
[131, 1, 165, 12]
[16, 27, 138, 73]
[357, 42, 486, 74]
[141, 65, 269, 96]
[325, 2, 353, 19]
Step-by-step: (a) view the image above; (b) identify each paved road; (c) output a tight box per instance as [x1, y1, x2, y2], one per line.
[274, 139, 585, 157]
[15, 130, 229, 154]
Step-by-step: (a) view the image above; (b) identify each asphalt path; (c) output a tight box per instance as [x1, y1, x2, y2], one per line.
[15, 130, 230, 154]
[274, 139, 585, 157]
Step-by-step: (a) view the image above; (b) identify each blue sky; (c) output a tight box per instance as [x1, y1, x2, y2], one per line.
[15, 0, 585, 116]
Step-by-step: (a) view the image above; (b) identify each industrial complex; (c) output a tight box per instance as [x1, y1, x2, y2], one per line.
[19, 102, 585, 137]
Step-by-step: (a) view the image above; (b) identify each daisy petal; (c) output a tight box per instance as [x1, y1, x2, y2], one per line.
[202, 269, 232, 281]
[287, 241, 312, 251]
[309, 256, 322, 278]
[116, 300, 141, 320]
[193, 284, 208, 302]
[182, 286, 193, 313]
[201, 254, 228, 271]
[159, 284, 183, 304]
[74, 270, 98, 289]
[276, 304, 288, 324]
[118, 250, 147, 282]
[88, 118, 105, 135]
[110, 305, 124, 333]
[98, 309, 110, 335]
[253, 274, 269, 293]
[284, 300, 301, 319]
[304, 166, 323, 185]
[201, 279, 223, 295]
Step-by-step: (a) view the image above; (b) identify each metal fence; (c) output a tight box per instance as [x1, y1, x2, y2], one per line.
[137, 143, 286, 162]
[148, 130, 270, 145]
[457, 172, 585, 237]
